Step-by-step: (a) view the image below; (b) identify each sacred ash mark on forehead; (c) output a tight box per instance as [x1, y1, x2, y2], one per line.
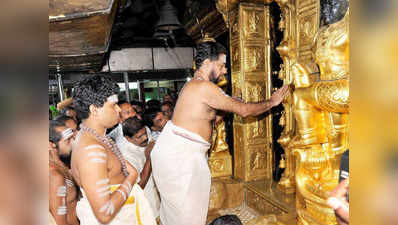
[61, 128, 74, 140]
[220, 54, 226, 64]
[107, 94, 118, 103]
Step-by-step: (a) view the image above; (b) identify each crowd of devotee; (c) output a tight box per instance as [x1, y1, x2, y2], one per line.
[49, 83, 174, 225]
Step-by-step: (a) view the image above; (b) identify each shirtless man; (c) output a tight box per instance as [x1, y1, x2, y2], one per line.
[151, 41, 289, 225]
[71, 75, 156, 225]
[49, 120, 79, 225]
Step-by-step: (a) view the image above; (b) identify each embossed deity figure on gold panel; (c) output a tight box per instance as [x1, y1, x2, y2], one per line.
[289, 7, 349, 225]
[208, 75, 233, 178]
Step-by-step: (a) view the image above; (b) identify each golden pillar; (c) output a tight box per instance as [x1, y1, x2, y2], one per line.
[228, 2, 273, 182]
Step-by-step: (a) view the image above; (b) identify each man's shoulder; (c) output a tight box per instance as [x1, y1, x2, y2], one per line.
[73, 134, 107, 156]
[184, 80, 218, 96]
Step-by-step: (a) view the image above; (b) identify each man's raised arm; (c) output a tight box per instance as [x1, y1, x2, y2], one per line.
[203, 82, 288, 118]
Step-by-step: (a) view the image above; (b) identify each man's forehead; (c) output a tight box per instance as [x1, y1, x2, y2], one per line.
[135, 127, 147, 136]
[120, 103, 133, 110]
[107, 94, 118, 103]
[219, 54, 226, 64]
[55, 126, 67, 133]
[56, 126, 73, 140]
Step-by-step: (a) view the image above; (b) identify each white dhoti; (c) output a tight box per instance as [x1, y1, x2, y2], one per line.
[116, 135, 160, 218]
[151, 121, 211, 225]
[76, 184, 156, 225]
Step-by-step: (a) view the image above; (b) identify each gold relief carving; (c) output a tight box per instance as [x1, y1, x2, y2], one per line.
[233, 125, 244, 179]
[244, 47, 265, 72]
[229, 9, 239, 39]
[208, 154, 232, 178]
[301, 20, 316, 40]
[245, 118, 267, 143]
[250, 148, 266, 171]
[296, 0, 319, 62]
[242, 8, 264, 40]
[246, 81, 265, 102]
[208, 180, 227, 213]
[249, 11, 260, 33]
[209, 159, 225, 172]
[231, 44, 240, 72]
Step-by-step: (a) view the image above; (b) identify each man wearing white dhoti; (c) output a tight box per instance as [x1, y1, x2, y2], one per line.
[117, 117, 161, 218]
[71, 75, 156, 225]
[151, 41, 289, 225]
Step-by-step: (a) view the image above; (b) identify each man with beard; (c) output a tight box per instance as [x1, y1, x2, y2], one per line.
[49, 120, 79, 225]
[151, 41, 289, 225]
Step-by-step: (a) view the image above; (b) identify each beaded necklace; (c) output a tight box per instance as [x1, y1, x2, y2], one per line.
[79, 124, 129, 177]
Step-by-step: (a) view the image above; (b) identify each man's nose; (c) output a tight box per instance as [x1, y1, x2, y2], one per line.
[115, 104, 121, 113]
[222, 66, 227, 74]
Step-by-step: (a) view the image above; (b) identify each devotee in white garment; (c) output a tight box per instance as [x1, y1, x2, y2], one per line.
[71, 75, 156, 225]
[118, 117, 160, 218]
[151, 41, 288, 225]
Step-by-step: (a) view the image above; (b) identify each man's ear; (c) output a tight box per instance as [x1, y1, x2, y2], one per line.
[202, 58, 211, 66]
[49, 141, 56, 149]
[89, 105, 97, 116]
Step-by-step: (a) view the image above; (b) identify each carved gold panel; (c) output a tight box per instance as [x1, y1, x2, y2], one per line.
[296, 0, 320, 62]
[209, 151, 233, 178]
[242, 7, 265, 40]
[229, 9, 240, 41]
[233, 123, 245, 179]
[246, 145, 269, 180]
[230, 42, 241, 72]
[243, 45, 265, 72]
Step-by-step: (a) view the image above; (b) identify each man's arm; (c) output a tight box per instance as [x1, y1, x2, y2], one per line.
[49, 170, 68, 225]
[203, 82, 288, 118]
[77, 144, 138, 224]
[138, 141, 155, 189]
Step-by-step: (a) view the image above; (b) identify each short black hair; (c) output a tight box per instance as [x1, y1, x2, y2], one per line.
[146, 99, 161, 110]
[161, 101, 174, 109]
[209, 215, 242, 225]
[49, 120, 65, 146]
[54, 114, 76, 126]
[143, 107, 162, 128]
[122, 117, 144, 138]
[72, 75, 119, 120]
[118, 100, 129, 106]
[195, 41, 227, 69]
[130, 100, 145, 109]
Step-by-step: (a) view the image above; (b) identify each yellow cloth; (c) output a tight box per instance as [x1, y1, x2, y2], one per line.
[110, 185, 135, 205]
[76, 184, 156, 225]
